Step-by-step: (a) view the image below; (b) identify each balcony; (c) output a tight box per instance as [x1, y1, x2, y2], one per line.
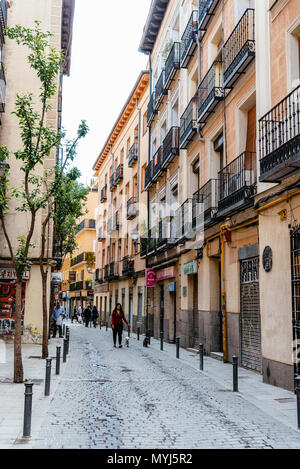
[180, 98, 198, 149]
[144, 160, 153, 191]
[152, 146, 163, 182]
[192, 179, 218, 229]
[71, 252, 85, 267]
[140, 237, 148, 257]
[198, 0, 220, 35]
[98, 227, 105, 242]
[0, 63, 6, 113]
[165, 42, 180, 90]
[115, 164, 124, 185]
[181, 11, 198, 68]
[109, 261, 119, 280]
[128, 143, 138, 168]
[259, 85, 300, 183]
[157, 217, 178, 250]
[155, 70, 167, 111]
[148, 227, 158, 255]
[122, 256, 134, 277]
[223, 9, 255, 89]
[147, 92, 157, 126]
[76, 219, 96, 234]
[110, 173, 116, 191]
[95, 268, 103, 284]
[127, 197, 138, 220]
[176, 199, 194, 244]
[162, 127, 179, 169]
[218, 151, 257, 217]
[198, 61, 224, 125]
[100, 185, 107, 202]
[70, 281, 84, 292]
[104, 265, 110, 281]
[0, 0, 7, 39]
[107, 211, 119, 233]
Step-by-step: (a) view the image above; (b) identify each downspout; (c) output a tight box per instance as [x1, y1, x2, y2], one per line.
[136, 98, 141, 226]
[220, 226, 227, 362]
[146, 52, 152, 334]
[109, 145, 114, 265]
[196, 27, 204, 143]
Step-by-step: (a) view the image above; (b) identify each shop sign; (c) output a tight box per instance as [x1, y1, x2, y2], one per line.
[0, 268, 30, 281]
[184, 261, 197, 275]
[168, 282, 176, 292]
[156, 267, 175, 282]
[146, 269, 156, 287]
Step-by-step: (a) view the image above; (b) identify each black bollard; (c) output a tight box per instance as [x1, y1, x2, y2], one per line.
[106, 322, 108, 331]
[56, 346, 61, 375]
[66, 328, 70, 355]
[233, 356, 238, 392]
[128, 326, 131, 338]
[63, 324, 65, 337]
[100, 321, 102, 330]
[63, 339, 68, 363]
[160, 331, 164, 351]
[44, 358, 52, 397]
[199, 344, 204, 371]
[23, 381, 34, 438]
[296, 376, 300, 429]
[137, 327, 140, 341]
[176, 337, 180, 359]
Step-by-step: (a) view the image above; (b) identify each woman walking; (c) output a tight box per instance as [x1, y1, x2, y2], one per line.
[111, 303, 129, 348]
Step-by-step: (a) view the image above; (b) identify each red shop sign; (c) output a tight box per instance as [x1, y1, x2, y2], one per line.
[156, 267, 175, 282]
[146, 269, 156, 287]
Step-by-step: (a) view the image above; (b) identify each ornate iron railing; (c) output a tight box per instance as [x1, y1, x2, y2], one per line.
[127, 197, 137, 219]
[198, 60, 224, 123]
[181, 11, 198, 68]
[180, 98, 198, 149]
[155, 70, 167, 110]
[100, 185, 107, 202]
[104, 265, 110, 281]
[148, 227, 158, 254]
[147, 92, 157, 126]
[165, 42, 180, 89]
[175, 199, 193, 241]
[140, 237, 148, 257]
[115, 164, 124, 184]
[259, 84, 300, 183]
[198, 0, 220, 33]
[152, 146, 163, 181]
[122, 256, 134, 276]
[223, 9, 255, 88]
[71, 252, 85, 267]
[162, 127, 179, 168]
[218, 151, 257, 213]
[98, 227, 105, 241]
[145, 160, 153, 190]
[128, 143, 138, 167]
[110, 173, 116, 191]
[192, 179, 218, 228]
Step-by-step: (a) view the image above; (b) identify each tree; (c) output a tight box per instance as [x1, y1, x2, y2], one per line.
[0, 22, 72, 382]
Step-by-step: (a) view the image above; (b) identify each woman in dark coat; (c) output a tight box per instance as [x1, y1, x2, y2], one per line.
[111, 303, 129, 348]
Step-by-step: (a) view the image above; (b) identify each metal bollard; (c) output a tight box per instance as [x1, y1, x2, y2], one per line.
[233, 356, 238, 392]
[63, 339, 68, 363]
[176, 337, 180, 359]
[56, 346, 61, 375]
[23, 381, 34, 438]
[66, 328, 70, 355]
[128, 326, 131, 338]
[63, 324, 65, 337]
[44, 358, 52, 397]
[160, 331, 164, 351]
[296, 377, 300, 429]
[199, 344, 204, 371]
[137, 327, 140, 341]
[106, 322, 108, 331]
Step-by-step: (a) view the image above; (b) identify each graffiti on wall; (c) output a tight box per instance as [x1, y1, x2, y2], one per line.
[0, 283, 25, 335]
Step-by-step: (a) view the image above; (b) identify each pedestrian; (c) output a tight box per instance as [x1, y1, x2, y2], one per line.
[83, 304, 92, 328]
[51, 301, 65, 338]
[77, 305, 83, 324]
[91, 305, 99, 328]
[111, 303, 130, 348]
[72, 306, 77, 324]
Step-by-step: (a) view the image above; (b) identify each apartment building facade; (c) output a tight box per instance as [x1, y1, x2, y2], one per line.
[0, 0, 75, 342]
[93, 71, 149, 330]
[58, 185, 98, 316]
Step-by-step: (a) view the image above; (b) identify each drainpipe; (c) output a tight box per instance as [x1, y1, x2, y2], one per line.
[220, 225, 228, 362]
[196, 29, 204, 143]
[146, 53, 152, 333]
[136, 98, 141, 226]
[109, 145, 114, 264]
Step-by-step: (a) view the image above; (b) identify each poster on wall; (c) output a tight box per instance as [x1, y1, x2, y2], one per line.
[0, 283, 26, 335]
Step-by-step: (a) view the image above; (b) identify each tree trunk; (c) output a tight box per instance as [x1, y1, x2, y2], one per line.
[41, 270, 48, 359]
[14, 280, 24, 383]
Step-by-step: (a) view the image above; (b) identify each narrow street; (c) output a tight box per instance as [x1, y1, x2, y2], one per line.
[32, 324, 300, 449]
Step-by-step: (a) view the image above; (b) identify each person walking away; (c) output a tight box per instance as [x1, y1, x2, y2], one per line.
[91, 305, 99, 328]
[72, 306, 77, 324]
[83, 304, 92, 328]
[77, 305, 83, 324]
[51, 301, 65, 338]
[111, 303, 129, 348]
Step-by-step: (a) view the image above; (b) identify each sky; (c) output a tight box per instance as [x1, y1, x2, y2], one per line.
[62, 0, 151, 185]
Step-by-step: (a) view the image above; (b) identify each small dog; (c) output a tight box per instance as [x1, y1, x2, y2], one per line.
[143, 337, 148, 348]
[125, 337, 130, 348]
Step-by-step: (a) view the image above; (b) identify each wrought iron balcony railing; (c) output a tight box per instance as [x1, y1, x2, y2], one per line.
[155, 70, 167, 110]
[218, 151, 257, 216]
[95, 268, 103, 284]
[128, 143, 138, 168]
[175, 199, 194, 243]
[127, 197, 137, 220]
[223, 9, 255, 89]
[100, 185, 107, 202]
[180, 98, 198, 149]
[181, 11, 198, 68]
[157, 217, 178, 250]
[107, 211, 119, 233]
[122, 256, 135, 277]
[110, 173, 116, 191]
[70, 252, 88, 267]
[109, 261, 119, 279]
[0, 63, 6, 113]
[165, 42, 180, 90]
[259, 84, 300, 183]
[70, 281, 84, 292]
[148, 227, 158, 255]
[104, 265, 110, 281]
[147, 92, 157, 126]
[98, 227, 105, 241]
[198, 0, 220, 35]
[145, 160, 153, 191]
[192, 179, 218, 229]
[152, 146, 163, 181]
[198, 60, 224, 124]
[0, 0, 8, 39]
[76, 219, 96, 234]
[140, 237, 148, 257]
[115, 164, 124, 185]
[162, 127, 179, 169]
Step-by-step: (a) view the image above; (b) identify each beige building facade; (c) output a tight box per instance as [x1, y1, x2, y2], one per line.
[0, 0, 75, 343]
[93, 72, 149, 331]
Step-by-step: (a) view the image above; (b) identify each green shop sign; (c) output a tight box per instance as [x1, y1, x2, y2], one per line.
[184, 261, 197, 275]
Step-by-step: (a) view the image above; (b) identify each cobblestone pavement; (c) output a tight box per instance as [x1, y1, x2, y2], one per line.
[33, 324, 300, 449]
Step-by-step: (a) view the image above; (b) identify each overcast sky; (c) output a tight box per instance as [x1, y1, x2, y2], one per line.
[62, 0, 151, 185]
